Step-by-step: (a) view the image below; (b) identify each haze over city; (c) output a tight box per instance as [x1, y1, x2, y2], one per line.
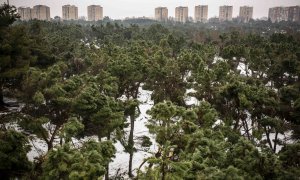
[2, 0, 299, 19]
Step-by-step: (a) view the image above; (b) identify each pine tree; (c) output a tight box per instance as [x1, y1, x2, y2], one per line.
[0, 130, 32, 179]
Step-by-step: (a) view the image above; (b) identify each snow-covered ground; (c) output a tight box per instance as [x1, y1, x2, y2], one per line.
[109, 87, 157, 177]
[27, 137, 48, 161]
[2, 87, 157, 178]
[109, 85, 202, 177]
[185, 88, 199, 106]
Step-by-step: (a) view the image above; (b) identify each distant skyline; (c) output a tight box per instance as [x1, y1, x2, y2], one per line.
[2, 0, 300, 19]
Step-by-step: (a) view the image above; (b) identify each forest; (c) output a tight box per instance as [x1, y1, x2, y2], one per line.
[0, 4, 300, 180]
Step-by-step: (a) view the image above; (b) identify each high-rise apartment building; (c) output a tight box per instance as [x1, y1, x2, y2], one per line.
[195, 5, 208, 23]
[219, 6, 233, 22]
[269, 6, 300, 23]
[88, 5, 103, 21]
[31, 5, 50, 21]
[62, 5, 78, 20]
[18, 5, 50, 21]
[239, 6, 253, 23]
[268, 7, 289, 23]
[18, 7, 32, 21]
[288, 6, 300, 22]
[175, 6, 188, 23]
[155, 7, 168, 22]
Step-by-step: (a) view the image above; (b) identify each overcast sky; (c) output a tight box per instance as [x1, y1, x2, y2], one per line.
[1, 0, 300, 19]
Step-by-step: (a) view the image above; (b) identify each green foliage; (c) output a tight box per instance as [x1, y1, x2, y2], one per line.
[32, 91, 45, 105]
[139, 135, 153, 148]
[206, 166, 244, 180]
[0, 25, 36, 103]
[0, 3, 19, 27]
[143, 100, 289, 179]
[194, 101, 218, 128]
[0, 130, 32, 179]
[147, 101, 184, 144]
[72, 83, 124, 138]
[42, 140, 115, 180]
[145, 47, 186, 105]
[62, 117, 84, 142]
[19, 117, 50, 140]
[1, 18, 300, 179]
[139, 142, 192, 180]
[278, 143, 300, 179]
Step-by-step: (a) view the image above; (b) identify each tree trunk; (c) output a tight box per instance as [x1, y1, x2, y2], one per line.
[233, 118, 240, 131]
[137, 158, 150, 179]
[273, 131, 278, 153]
[105, 162, 109, 180]
[47, 125, 60, 151]
[0, 89, 3, 105]
[264, 127, 273, 151]
[242, 119, 251, 140]
[0, 80, 5, 106]
[128, 86, 139, 177]
[128, 113, 135, 177]
[234, 109, 241, 131]
[47, 141, 53, 151]
[105, 133, 111, 180]
[161, 156, 166, 180]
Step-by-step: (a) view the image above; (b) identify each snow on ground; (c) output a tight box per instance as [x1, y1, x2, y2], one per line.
[213, 56, 225, 63]
[237, 62, 252, 76]
[2, 97, 24, 112]
[185, 88, 199, 106]
[4, 87, 157, 177]
[109, 87, 157, 177]
[110, 86, 201, 177]
[27, 137, 48, 161]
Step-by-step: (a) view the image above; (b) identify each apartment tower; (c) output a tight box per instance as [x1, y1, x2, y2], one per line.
[219, 6, 233, 22]
[155, 7, 168, 22]
[287, 6, 300, 22]
[18, 5, 50, 21]
[18, 7, 32, 21]
[268, 7, 289, 23]
[62, 5, 78, 20]
[31, 5, 50, 21]
[175, 6, 188, 23]
[239, 6, 253, 23]
[195, 5, 208, 23]
[88, 5, 103, 21]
